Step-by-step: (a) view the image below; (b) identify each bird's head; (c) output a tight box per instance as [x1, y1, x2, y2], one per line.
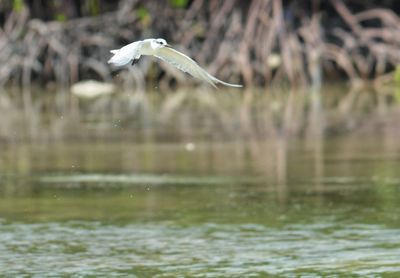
[151, 38, 171, 49]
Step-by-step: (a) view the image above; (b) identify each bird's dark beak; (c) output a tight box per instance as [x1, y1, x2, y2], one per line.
[165, 44, 172, 48]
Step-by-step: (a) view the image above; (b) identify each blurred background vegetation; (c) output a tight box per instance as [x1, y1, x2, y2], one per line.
[1, 0, 400, 89]
[1, 0, 400, 144]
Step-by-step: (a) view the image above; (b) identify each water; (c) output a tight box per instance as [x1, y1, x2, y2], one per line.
[1, 88, 400, 276]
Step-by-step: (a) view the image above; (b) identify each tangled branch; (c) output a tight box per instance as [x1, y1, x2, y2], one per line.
[0, 0, 400, 89]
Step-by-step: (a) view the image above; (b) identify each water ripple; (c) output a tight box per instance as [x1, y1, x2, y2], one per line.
[0, 221, 399, 276]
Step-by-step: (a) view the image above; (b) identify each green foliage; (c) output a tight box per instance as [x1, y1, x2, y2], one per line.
[394, 87, 400, 104]
[55, 13, 66, 22]
[136, 6, 151, 26]
[393, 65, 400, 104]
[12, 0, 24, 12]
[394, 65, 400, 84]
[169, 0, 189, 8]
[89, 0, 100, 16]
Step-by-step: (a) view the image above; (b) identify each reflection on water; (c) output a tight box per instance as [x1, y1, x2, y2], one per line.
[1, 85, 396, 143]
[1, 86, 400, 276]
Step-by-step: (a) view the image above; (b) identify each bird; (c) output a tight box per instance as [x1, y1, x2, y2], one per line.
[108, 38, 242, 88]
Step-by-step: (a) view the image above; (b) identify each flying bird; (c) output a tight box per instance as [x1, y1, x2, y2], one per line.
[108, 38, 242, 88]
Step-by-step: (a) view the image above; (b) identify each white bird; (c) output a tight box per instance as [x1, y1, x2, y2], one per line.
[108, 38, 242, 88]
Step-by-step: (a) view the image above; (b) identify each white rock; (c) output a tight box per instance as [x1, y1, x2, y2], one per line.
[71, 80, 115, 99]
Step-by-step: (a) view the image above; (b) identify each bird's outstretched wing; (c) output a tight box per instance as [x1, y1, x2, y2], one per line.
[108, 41, 142, 66]
[155, 46, 242, 88]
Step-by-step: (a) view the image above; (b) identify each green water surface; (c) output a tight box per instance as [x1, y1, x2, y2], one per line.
[1, 87, 400, 276]
[1, 135, 400, 277]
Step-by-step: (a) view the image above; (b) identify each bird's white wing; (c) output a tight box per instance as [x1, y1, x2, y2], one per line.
[108, 41, 142, 66]
[155, 47, 242, 88]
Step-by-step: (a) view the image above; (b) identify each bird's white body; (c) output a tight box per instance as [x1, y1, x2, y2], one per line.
[108, 38, 242, 88]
